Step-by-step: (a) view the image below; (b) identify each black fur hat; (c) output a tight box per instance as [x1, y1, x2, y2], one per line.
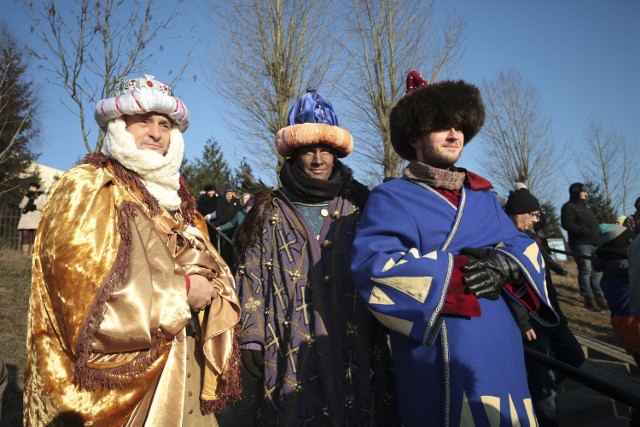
[390, 77, 485, 160]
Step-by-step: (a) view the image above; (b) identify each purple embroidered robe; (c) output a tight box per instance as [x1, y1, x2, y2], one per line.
[236, 189, 398, 426]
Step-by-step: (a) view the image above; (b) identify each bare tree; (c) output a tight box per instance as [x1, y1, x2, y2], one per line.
[579, 115, 639, 215]
[205, 0, 342, 182]
[341, 0, 465, 181]
[479, 69, 561, 202]
[20, 0, 193, 153]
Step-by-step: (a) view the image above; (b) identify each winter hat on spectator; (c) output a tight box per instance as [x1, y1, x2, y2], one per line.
[504, 188, 541, 215]
[635, 196, 640, 210]
[224, 187, 234, 194]
[598, 223, 634, 248]
[569, 182, 588, 199]
[275, 86, 353, 158]
[28, 182, 40, 189]
[95, 74, 190, 132]
[389, 70, 485, 160]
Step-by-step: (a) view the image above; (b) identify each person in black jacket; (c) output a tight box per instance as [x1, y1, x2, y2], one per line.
[212, 187, 241, 267]
[196, 185, 219, 245]
[196, 185, 218, 218]
[505, 187, 585, 427]
[560, 182, 607, 311]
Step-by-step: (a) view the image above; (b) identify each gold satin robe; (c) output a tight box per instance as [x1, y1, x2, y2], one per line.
[23, 158, 241, 426]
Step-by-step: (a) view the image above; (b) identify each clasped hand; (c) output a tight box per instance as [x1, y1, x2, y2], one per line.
[461, 248, 523, 300]
[187, 274, 219, 312]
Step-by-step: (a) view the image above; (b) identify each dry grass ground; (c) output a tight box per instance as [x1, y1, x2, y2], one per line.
[0, 250, 621, 426]
[0, 248, 32, 426]
[551, 260, 618, 346]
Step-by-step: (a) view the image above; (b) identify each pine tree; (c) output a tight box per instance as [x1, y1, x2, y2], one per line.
[584, 181, 617, 223]
[180, 137, 234, 198]
[0, 25, 40, 207]
[540, 202, 563, 238]
[233, 158, 258, 195]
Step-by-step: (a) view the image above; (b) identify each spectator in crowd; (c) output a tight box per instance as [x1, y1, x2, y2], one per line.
[504, 187, 584, 427]
[196, 184, 218, 217]
[234, 86, 397, 426]
[630, 234, 640, 320]
[561, 182, 607, 311]
[623, 196, 640, 235]
[351, 71, 557, 427]
[17, 182, 46, 255]
[212, 187, 241, 267]
[217, 197, 253, 238]
[196, 184, 219, 244]
[593, 224, 640, 366]
[23, 74, 241, 425]
[240, 192, 252, 207]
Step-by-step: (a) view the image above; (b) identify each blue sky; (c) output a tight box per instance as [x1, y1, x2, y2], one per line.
[4, 1, 640, 213]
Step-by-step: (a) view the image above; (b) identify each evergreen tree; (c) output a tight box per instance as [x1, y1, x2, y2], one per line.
[584, 181, 617, 223]
[180, 137, 233, 198]
[0, 25, 40, 207]
[233, 158, 258, 195]
[540, 202, 562, 238]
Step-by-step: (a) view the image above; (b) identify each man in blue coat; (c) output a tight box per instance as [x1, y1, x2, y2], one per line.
[351, 71, 558, 427]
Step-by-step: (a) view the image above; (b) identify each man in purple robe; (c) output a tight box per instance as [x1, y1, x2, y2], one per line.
[234, 87, 398, 426]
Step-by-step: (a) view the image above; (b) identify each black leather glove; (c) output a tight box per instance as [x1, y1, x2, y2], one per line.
[461, 248, 523, 300]
[549, 262, 568, 276]
[241, 349, 264, 379]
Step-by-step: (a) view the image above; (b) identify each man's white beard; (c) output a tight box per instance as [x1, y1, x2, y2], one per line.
[101, 118, 184, 211]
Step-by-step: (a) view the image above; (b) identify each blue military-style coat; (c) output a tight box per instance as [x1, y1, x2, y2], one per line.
[351, 176, 558, 427]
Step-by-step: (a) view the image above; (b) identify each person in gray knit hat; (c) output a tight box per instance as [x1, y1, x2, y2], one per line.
[593, 224, 638, 365]
[352, 71, 557, 427]
[561, 182, 607, 311]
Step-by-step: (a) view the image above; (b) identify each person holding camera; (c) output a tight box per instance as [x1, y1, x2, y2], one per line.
[17, 182, 46, 255]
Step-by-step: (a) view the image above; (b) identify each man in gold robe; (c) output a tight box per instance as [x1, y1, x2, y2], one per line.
[23, 75, 241, 426]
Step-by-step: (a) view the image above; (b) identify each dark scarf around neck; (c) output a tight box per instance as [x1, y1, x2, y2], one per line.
[279, 158, 348, 203]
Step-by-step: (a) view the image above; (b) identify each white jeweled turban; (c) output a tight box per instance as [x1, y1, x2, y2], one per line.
[94, 74, 190, 133]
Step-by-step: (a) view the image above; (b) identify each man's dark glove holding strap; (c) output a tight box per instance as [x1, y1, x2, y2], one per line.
[461, 248, 524, 300]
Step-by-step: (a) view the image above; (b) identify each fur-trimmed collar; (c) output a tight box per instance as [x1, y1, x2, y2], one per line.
[82, 152, 196, 225]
